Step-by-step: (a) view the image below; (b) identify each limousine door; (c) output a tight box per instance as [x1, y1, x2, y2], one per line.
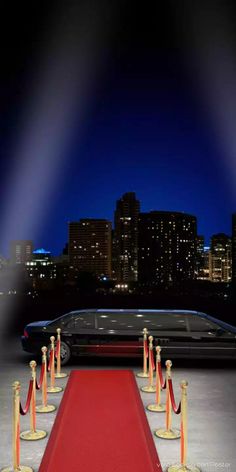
[62, 312, 100, 355]
[186, 315, 236, 358]
[141, 312, 191, 358]
[95, 311, 191, 358]
[95, 312, 141, 356]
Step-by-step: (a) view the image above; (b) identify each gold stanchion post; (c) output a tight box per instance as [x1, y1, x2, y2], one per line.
[1, 381, 33, 472]
[168, 381, 201, 472]
[47, 336, 63, 394]
[36, 347, 56, 413]
[20, 361, 47, 441]
[147, 346, 165, 412]
[136, 328, 149, 378]
[154, 360, 181, 439]
[55, 328, 67, 379]
[141, 336, 156, 393]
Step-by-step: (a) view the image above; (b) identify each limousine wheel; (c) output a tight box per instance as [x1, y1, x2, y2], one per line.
[47, 341, 71, 366]
[60, 342, 71, 365]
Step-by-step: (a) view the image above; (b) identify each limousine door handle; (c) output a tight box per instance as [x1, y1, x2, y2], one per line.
[159, 338, 170, 344]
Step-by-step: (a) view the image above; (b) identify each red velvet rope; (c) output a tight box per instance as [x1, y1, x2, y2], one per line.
[20, 379, 33, 415]
[55, 339, 60, 359]
[168, 378, 181, 414]
[158, 362, 166, 389]
[36, 363, 45, 390]
[150, 349, 155, 370]
[47, 349, 53, 372]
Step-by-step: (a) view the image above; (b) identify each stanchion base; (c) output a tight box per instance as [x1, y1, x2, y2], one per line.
[1, 466, 33, 471]
[140, 385, 156, 393]
[147, 403, 165, 412]
[20, 429, 47, 441]
[55, 372, 67, 378]
[136, 372, 149, 378]
[47, 386, 63, 393]
[154, 428, 181, 439]
[168, 464, 201, 472]
[36, 404, 56, 413]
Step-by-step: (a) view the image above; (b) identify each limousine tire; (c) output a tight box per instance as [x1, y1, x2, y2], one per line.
[47, 341, 71, 366]
[60, 341, 71, 365]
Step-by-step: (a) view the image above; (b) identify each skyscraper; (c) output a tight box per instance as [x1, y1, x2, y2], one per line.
[138, 211, 197, 286]
[196, 235, 205, 279]
[25, 248, 56, 290]
[113, 192, 140, 282]
[68, 219, 112, 277]
[232, 214, 236, 286]
[209, 233, 232, 283]
[195, 236, 210, 281]
[10, 240, 33, 264]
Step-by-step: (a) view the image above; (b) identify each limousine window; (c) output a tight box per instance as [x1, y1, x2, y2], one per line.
[140, 313, 188, 331]
[49, 312, 73, 327]
[96, 312, 187, 331]
[97, 313, 136, 330]
[187, 316, 220, 333]
[66, 312, 95, 329]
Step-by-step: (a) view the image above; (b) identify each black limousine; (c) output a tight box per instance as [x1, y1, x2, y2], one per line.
[21, 309, 236, 365]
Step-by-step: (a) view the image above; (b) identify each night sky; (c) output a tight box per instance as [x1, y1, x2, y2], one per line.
[0, 1, 235, 256]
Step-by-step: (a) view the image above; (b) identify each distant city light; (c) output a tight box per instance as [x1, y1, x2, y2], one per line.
[33, 248, 51, 255]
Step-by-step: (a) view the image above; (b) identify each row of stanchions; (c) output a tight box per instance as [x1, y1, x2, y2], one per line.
[1, 328, 67, 472]
[2, 326, 201, 472]
[137, 329, 201, 472]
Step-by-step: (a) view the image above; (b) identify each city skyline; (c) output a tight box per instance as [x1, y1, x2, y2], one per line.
[0, 192, 235, 258]
[5, 209, 233, 288]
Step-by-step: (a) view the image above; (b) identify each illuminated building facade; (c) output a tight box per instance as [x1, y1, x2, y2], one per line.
[68, 219, 112, 277]
[202, 246, 210, 281]
[138, 211, 196, 285]
[196, 235, 204, 278]
[196, 236, 210, 280]
[10, 240, 33, 264]
[113, 192, 140, 282]
[209, 233, 232, 283]
[25, 248, 57, 289]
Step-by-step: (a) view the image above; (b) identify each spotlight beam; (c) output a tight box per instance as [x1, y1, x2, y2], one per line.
[0, 0, 114, 337]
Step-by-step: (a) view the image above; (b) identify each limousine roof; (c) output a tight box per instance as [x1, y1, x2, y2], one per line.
[70, 309, 199, 315]
[68, 309, 236, 333]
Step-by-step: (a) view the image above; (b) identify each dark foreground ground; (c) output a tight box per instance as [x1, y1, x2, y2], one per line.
[0, 337, 235, 472]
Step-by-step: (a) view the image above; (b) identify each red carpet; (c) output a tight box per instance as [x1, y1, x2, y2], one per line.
[39, 370, 162, 472]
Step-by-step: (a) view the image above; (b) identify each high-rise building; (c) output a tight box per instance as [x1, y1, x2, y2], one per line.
[113, 192, 140, 282]
[195, 236, 210, 280]
[138, 211, 197, 286]
[209, 233, 232, 283]
[232, 214, 236, 286]
[10, 240, 33, 264]
[196, 235, 204, 278]
[68, 219, 112, 277]
[202, 246, 210, 281]
[25, 248, 57, 289]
